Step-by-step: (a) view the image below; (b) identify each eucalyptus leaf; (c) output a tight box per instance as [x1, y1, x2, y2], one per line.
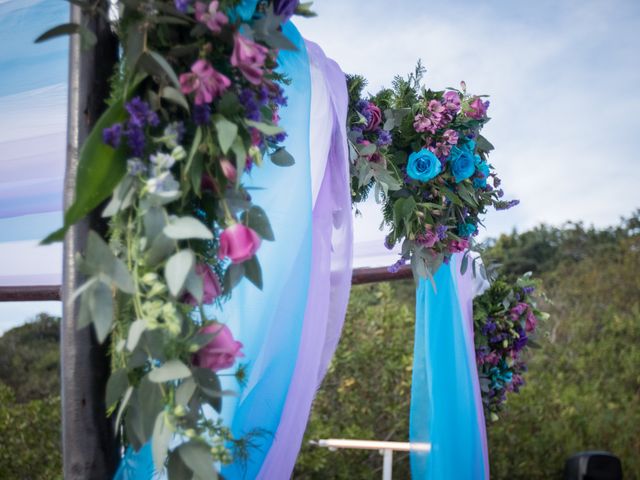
[184, 267, 204, 304]
[245, 119, 284, 136]
[147, 233, 177, 267]
[193, 367, 222, 400]
[138, 51, 181, 90]
[165, 249, 195, 297]
[164, 216, 213, 240]
[106, 369, 128, 409]
[89, 281, 114, 343]
[35, 22, 97, 49]
[143, 206, 167, 239]
[85, 231, 135, 294]
[270, 147, 295, 167]
[161, 86, 190, 111]
[176, 377, 197, 407]
[149, 360, 192, 383]
[178, 441, 216, 479]
[223, 263, 245, 294]
[127, 319, 147, 351]
[115, 386, 134, 430]
[152, 411, 174, 470]
[231, 137, 247, 184]
[102, 175, 136, 217]
[167, 449, 193, 479]
[213, 115, 238, 155]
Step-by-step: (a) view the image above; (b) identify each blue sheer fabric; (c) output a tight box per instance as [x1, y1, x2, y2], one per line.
[113, 21, 312, 480]
[219, 21, 312, 479]
[410, 257, 488, 479]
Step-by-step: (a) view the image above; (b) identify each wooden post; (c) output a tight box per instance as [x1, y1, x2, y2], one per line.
[61, 3, 119, 478]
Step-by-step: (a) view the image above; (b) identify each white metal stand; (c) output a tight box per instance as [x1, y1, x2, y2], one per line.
[311, 438, 431, 480]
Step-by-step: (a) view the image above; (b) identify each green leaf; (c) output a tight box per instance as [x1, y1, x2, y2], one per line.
[241, 206, 274, 241]
[35, 23, 97, 49]
[147, 233, 177, 267]
[149, 360, 192, 383]
[161, 86, 190, 111]
[243, 255, 263, 290]
[138, 51, 181, 90]
[223, 263, 245, 294]
[460, 253, 469, 275]
[143, 205, 167, 239]
[165, 249, 195, 297]
[42, 99, 129, 243]
[164, 216, 213, 240]
[89, 281, 113, 343]
[185, 126, 202, 179]
[152, 411, 174, 470]
[193, 368, 222, 399]
[175, 378, 197, 407]
[270, 147, 295, 167]
[115, 386, 134, 431]
[184, 267, 204, 304]
[84, 231, 135, 294]
[359, 143, 377, 156]
[102, 175, 136, 218]
[167, 449, 193, 479]
[106, 369, 128, 409]
[178, 441, 216, 479]
[126, 319, 147, 351]
[476, 135, 495, 152]
[245, 119, 285, 136]
[214, 115, 238, 155]
[231, 136, 247, 183]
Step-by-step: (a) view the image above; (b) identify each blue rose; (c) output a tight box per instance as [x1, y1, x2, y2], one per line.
[449, 140, 477, 183]
[227, 0, 259, 22]
[457, 222, 477, 238]
[406, 149, 442, 182]
[473, 158, 490, 189]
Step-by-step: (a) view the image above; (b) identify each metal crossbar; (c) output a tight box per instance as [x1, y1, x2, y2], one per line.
[311, 438, 431, 480]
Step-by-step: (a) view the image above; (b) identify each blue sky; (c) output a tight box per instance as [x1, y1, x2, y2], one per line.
[2, 0, 640, 332]
[297, 0, 640, 242]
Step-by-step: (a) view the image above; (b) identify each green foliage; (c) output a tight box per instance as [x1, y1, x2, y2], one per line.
[295, 282, 415, 478]
[297, 216, 640, 479]
[0, 314, 62, 479]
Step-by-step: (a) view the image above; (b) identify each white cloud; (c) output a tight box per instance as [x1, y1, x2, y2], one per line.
[297, 0, 640, 241]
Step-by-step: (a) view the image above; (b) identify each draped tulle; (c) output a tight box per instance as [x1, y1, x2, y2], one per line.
[410, 255, 488, 479]
[113, 21, 312, 480]
[256, 40, 352, 479]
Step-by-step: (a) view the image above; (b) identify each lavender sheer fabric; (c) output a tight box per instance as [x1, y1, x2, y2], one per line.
[256, 40, 352, 479]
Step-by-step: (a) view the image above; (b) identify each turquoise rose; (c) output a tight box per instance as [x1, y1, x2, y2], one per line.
[457, 222, 477, 238]
[473, 158, 490, 189]
[449, 140, 477, 183]
[406, 149, 441, 182]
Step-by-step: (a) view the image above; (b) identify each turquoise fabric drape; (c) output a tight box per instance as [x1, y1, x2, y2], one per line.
[410, 257, 488, 479]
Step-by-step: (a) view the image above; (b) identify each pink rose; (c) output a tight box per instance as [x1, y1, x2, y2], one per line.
[184, 264, 221, 305]
[220, 158, 237, 182]
[365, 103, 382, 131]
[448, 238, 469, 253]
[218, 223, 261, 264]
[193, 323, 244, 372]
[467, 97, 489, 119]
[179, 59, 231, 105]
[230, 33, 268, 85]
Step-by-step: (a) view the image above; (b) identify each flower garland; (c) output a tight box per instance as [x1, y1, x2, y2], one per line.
[347, 63, 519, 279]
[40, 0, 311, 477]
[473, 274, 549, 420]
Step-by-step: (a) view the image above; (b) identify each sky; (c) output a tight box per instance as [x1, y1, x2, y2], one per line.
[2, 0, 640, 333]
[296, 0, 640, 243]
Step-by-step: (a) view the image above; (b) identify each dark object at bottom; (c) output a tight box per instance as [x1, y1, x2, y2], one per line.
[564, 451, 623, 480]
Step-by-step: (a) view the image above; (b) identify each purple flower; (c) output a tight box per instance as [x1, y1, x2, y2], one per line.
[174, 0, 191, 13]
[193, 104, 211, 125]
[376, 129, 392, 147]
[239, 88, 261, 121]
[125, 97, 158, 127]
[436, 224, 448, 240]
[443, 90, 461, 113]
[102, 123, 122, 148]
[273, 0, 299, 20]
[180, 60, 231, 105]
[195, 1, 228, 34]
[387, 257, 407, 274]
[231, 33, 268, 85]
[125, 123, 145, 157]
[495, 199, 520, 211]
[467, 97, 490, 119]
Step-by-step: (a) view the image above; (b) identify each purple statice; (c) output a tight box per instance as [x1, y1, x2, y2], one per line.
[273, 83, 288, 107]
[384, 236, 395, 250]
[193, 104, 211, 126]
[102, 123, 122, 148]
[497, 188, 504, 198]
[523, 286, 535, 295]
[125, 123, 145, 157]
[174, 0, 191, 13]
[126, 97, 159, 127]
[495, 199, 520, 211]
[376, 129, 392, 147]
[436, 224, 448, 241]
[482, 319, 497, 336]
[239, 88, 261, 121]
[356, 100, 373, 124]
[387, 256, 407, 274]
[257, 85, 270, 106]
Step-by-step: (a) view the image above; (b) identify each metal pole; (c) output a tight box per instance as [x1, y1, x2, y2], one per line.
[61, 2, 118, 479]
[382, 448, 393, 480]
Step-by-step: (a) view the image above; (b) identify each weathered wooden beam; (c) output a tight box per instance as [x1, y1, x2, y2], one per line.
[351, 265, 412, 285]
[60, 3, 119, 479]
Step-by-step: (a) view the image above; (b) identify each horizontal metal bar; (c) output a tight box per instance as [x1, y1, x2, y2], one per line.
[311, 438, 431, 453]
[0, 265, 413, 302]
[0, 285, 62, 302]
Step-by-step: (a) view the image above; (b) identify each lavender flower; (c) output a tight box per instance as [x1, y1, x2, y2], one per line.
[495, 199, 520, 211]
[102, 123, 122, 148]
[174, 0, 191, 13]
[239, 88, 261, 121]
[193, 104, 211, 125]
[387, 257, 407, 273]
[376, 129, 392, 147]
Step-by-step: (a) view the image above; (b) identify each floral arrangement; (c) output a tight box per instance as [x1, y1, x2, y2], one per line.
[347, 63, 518, 279]
[473, 274, 548, 420]
[39, 0, 311, 477]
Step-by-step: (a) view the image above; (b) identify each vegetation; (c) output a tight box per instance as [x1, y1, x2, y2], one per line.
[1, 214, 639, 479]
